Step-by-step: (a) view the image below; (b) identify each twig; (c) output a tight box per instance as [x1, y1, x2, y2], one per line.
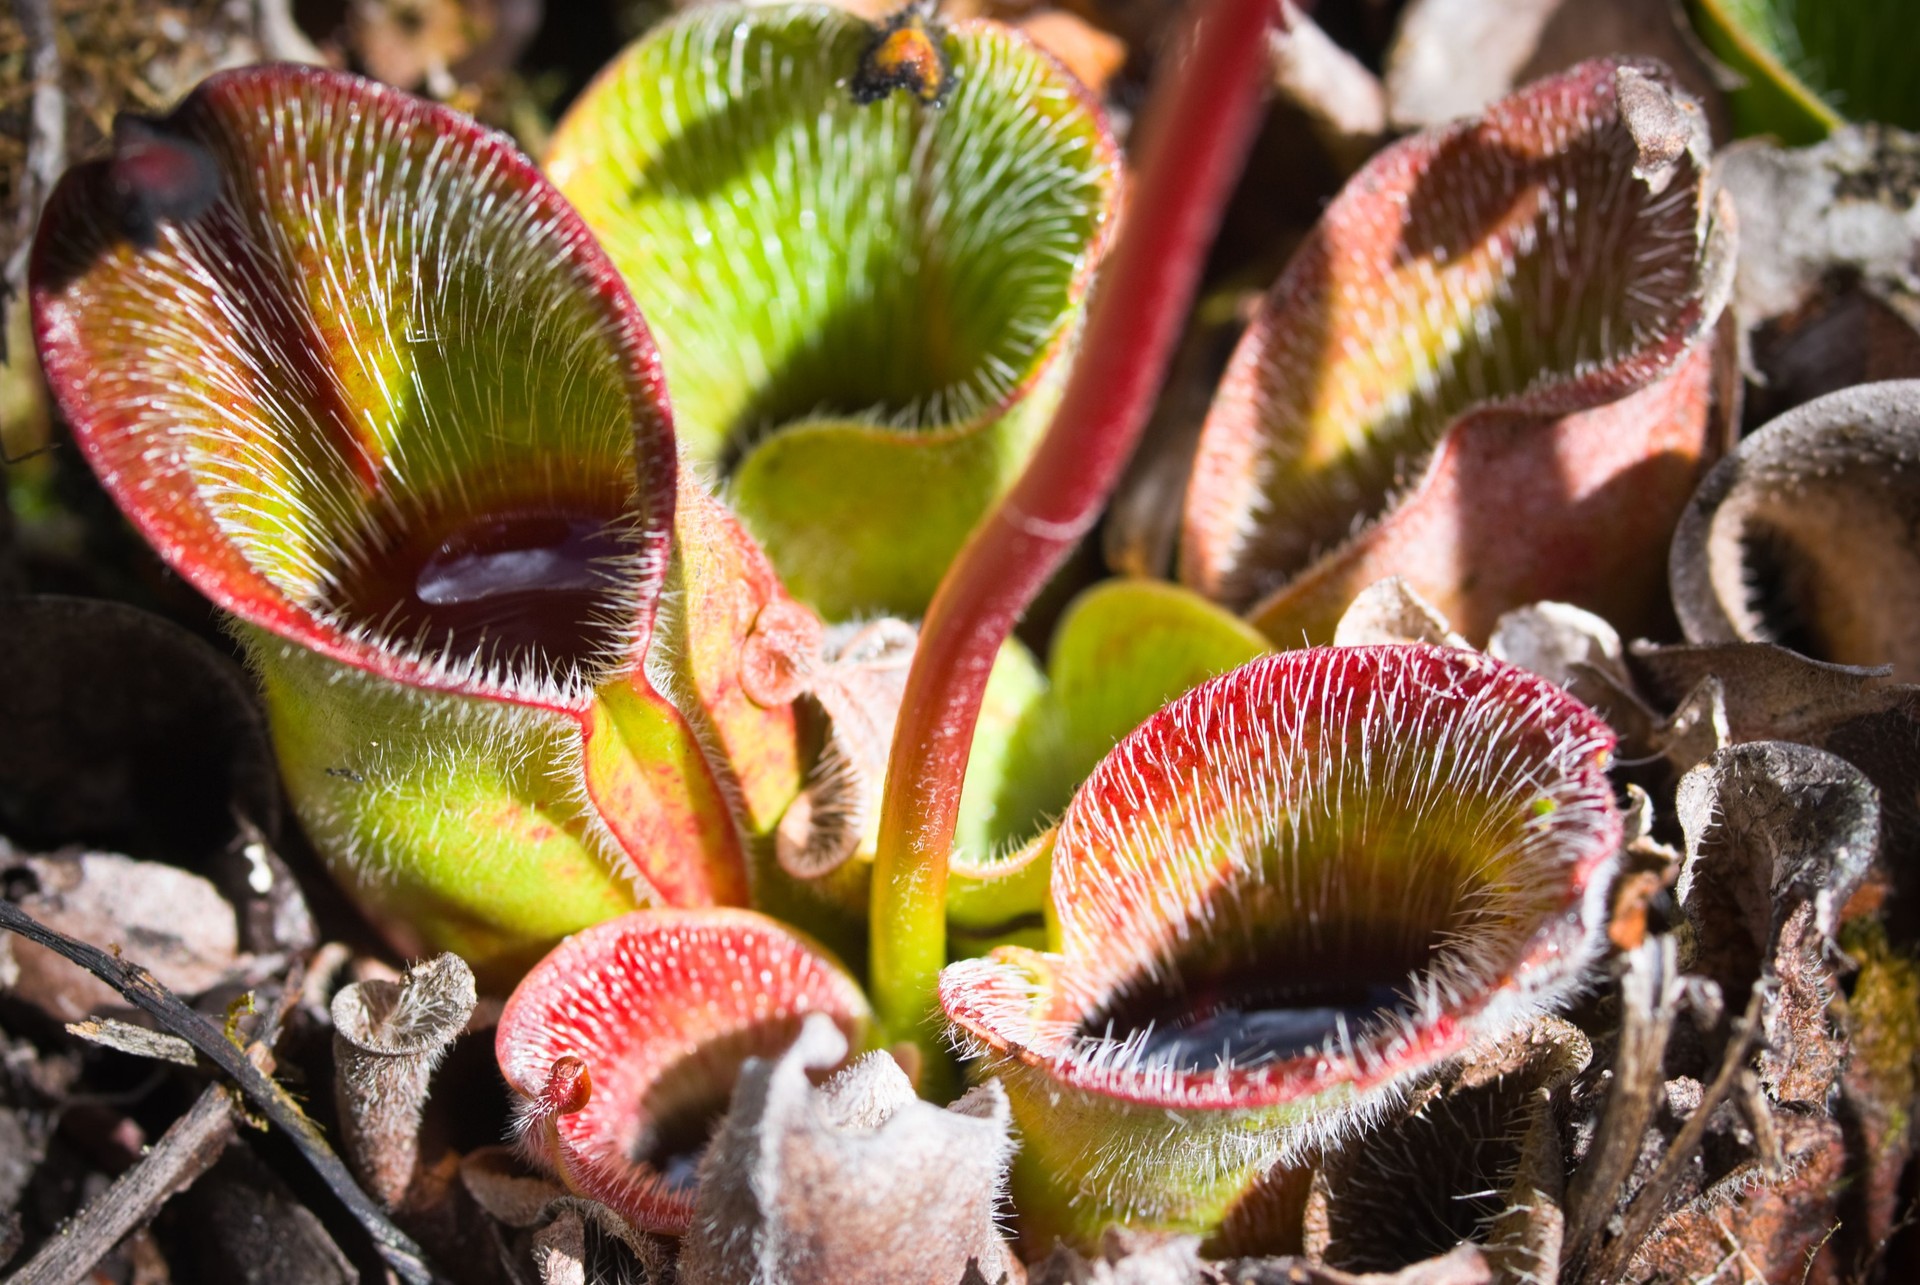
[0, 899, 444, 1284]
[7, 963, 303, 1284]
[1589, 984, 1769, 1282]
[8, 1080, 236, 1284]
[1565, 936, 1683, 1257]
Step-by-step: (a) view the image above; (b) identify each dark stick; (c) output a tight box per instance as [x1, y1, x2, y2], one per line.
[8, 965, 305, 1284]
[0, 900, 444, 1284]
[7, 1081, 238, 1284]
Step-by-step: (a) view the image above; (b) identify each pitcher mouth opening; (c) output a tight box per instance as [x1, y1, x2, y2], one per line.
[314, 484, 655, 699]
[1083, 938, 1439, 1077]
[498, 909, 873, 1235]
[625, 1020, 812, 1198]
[945, 647, 1622, 1121]
[1043, 838, 1557, 1107]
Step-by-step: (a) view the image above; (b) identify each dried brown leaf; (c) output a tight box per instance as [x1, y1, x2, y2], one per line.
[1, 848, 242, 1023]
[0, 1104, 46, 1234]
[1329, 578, 1468, 650]
[1675, 743, 1878, 1103]
[1630, 652, 1920, 937]
[1630, 640, 1915, 746]
[64, 1016, 197, 1066]
[680, 1013, 1020, 1285]
[1621, 1110, 1845, 1284]
[1487, 601, 1665, 751]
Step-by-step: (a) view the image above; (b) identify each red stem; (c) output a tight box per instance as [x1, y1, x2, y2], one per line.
[869, 0, 1279, 1058]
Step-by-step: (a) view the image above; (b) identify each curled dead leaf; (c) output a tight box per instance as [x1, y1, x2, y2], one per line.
[680, 1013, 1021, 1285]
[1489, 602, 1660, 748]
[1670, 380, 1920, 682]
[331, 953, 479, 1210]
[1631, 640, 1914, 746]
[1676, 742, 1878, 1106]
[775, 619, 918, 881]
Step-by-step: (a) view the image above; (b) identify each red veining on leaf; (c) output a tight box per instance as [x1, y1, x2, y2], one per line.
[497, 908, 870, 1233]
[31, 65, 675, 713]
[664, 485, 819, 835]
[941, 646, 1620, 1114]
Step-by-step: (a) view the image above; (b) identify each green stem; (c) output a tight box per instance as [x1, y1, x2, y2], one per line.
[868, 0, 1280, 1080]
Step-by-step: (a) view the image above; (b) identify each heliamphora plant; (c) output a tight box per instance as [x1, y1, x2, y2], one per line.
[489, 0, 1282, 1256]
[1180, 58, 1734, 646]
[546, 3, 1120, 619]
[30, 67, 784, 980]
[29, 4, 1124, 979]
[940, 644, 1623, 1248]
[945, 580, 1270, 947]
[496, 908, 870, 1235]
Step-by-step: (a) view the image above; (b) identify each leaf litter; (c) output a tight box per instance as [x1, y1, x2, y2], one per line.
[3, 1, 1920, 1282]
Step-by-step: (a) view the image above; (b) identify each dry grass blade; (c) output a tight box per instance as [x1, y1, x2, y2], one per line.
[1563, 935, 1684, 1260]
